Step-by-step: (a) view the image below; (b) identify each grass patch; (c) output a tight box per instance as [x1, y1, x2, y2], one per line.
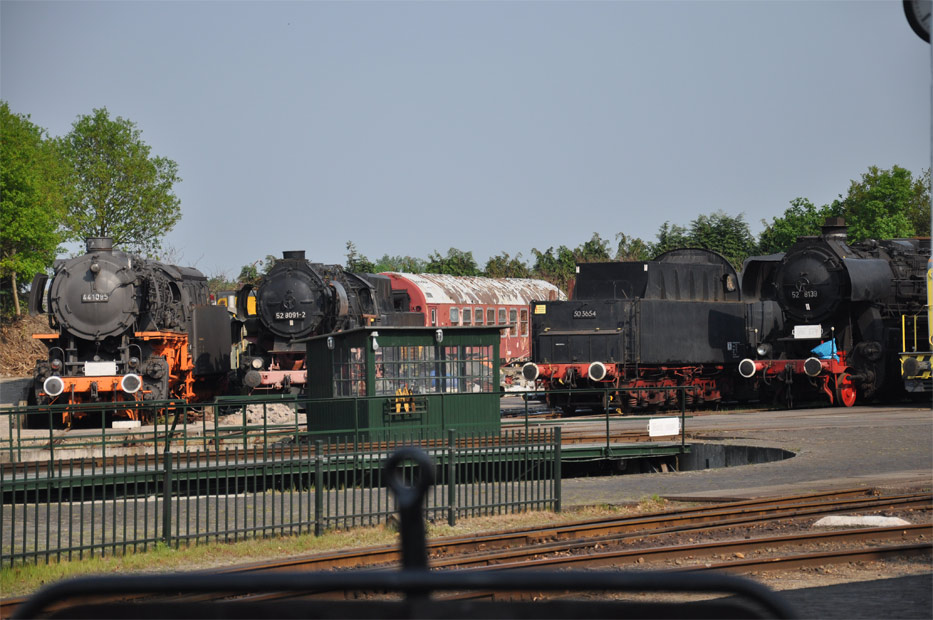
[1, 504, 644, 598]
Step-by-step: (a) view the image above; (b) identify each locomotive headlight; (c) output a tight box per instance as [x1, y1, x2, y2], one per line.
[120, 373, 142, 394]
[43, 376, 65, 398]
[522, 362, 539, 382]
[250, 357, 263, 370]
[90, 262, 100, 274]
[129, 356, 139, 368]
[588, 362, 607, 382]
[50, 358, 63, 371]
[756, 343, 772, 358]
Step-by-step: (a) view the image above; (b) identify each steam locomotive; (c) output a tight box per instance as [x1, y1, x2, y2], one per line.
[520, 249, 770, 415]
[231, 251, 422, 393]
[739, 218, 931, 406]
[28, 238, 232, 423]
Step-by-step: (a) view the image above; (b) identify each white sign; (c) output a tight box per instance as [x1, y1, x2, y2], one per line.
[84, 361, 117, 376]
[648, 417, 680, 437]
[793, 325, 822, 339]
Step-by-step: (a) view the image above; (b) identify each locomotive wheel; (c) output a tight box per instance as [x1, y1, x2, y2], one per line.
[834, 373, 857, 407]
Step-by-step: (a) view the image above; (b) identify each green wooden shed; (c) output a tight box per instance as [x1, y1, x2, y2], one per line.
[304, 326, 502, 441]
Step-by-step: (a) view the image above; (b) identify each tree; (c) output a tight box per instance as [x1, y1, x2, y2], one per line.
[531, 245, 576, 291]
[685, 211, 757, 267]
[650, 222, 689, 257]
[574, 233, 612, 263]
[614, 233, 652, 261]
[758, 198, 838, 254]
[835, 165, 930, 241]
[372, 254, 426, 273]
[483, 252, 531, 278]
[425, 248, 480, 276]
[0, 102, 67, 316]
[345, 241, 376, 273]
[58, 108, 181, 255]
[237, 255, 276, 286]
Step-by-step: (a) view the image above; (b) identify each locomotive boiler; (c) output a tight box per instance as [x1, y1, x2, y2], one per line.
[522, 249, 767, 415]
[233, 251, 422, 393]
[739, 218, 931, 406]
[28, 238, 232, 423]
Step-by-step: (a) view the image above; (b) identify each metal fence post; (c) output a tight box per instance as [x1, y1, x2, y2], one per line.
[553, 426, 561, 513]
[314, 440, 323, 537]
[161, 451, 173, 547]
[447, 429, 456, 527]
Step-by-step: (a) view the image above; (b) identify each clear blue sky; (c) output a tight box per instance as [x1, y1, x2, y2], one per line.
[2, 1, 930, 279]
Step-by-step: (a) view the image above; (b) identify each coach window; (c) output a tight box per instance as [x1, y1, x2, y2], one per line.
[509, 308, 518, 336]
[498, 308, 506, 326]
[487, 308, 496, 326]
[475, 307, 484, 325]
[462, 308, 472, 326]
[449, 307, 459, 325]
[520, 308, 529, 337]
[430, 308, 437, 326]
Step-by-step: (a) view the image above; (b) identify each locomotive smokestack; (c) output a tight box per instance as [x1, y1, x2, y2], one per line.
[282, 250, 306, 260]
[820, 217, 847, 240]
[86, 238, 114, 253]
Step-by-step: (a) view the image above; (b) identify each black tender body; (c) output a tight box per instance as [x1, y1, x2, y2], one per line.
[526, 249, 763, 413]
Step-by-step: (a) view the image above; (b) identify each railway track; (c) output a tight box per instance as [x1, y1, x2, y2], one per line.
[3, 488, 928, 615]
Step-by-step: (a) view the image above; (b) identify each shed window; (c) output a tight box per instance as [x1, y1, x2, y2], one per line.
[374, 344, 494, 395]
[509, 308, 518, 336]
[462, 308, 472, 326]
[520, 308, 529, 337]
[449, 307, 459, 325]
[334, 347, 366, 397]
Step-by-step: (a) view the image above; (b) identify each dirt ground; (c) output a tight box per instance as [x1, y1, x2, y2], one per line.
[0, 314, 47, 377]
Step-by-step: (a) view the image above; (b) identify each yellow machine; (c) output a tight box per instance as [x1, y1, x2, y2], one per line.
[899, 257, 932, 393]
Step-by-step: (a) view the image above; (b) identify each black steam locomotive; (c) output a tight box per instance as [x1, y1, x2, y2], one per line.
[739, 218, 930, 406]
[521, 249, 770, 414]
[232, 251, 421, 393]
[28, 238, 232, 423]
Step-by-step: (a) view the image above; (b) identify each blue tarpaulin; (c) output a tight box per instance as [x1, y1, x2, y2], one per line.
[811, 339, 839, 361]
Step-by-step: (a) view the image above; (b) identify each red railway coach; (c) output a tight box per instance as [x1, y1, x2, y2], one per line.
[381, 273, 566, 384]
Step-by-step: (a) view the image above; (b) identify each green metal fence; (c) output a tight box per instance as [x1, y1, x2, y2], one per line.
[1, 427, 560, 566]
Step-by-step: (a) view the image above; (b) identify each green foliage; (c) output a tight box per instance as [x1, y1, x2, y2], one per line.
[58, 107, 181, 256]
[758, 198, 839, 254]
[531, 245, 577, 292]
[614, 233, 652, 261]
[835, 165, 930, 242]
[649, 212, 755, 268]
[650, 222, 690, 257]
[372, 255, 427, 273]
[207, 273, 238, 295]
[483, 252, 531, 278]
[684, 211, 757, 267]
[425, 248, 480, 276]
[0, 102, 67, 316]
[531, 234, 612, 291]
[237, 255, 276, 285]
[345, 241, 376, 273]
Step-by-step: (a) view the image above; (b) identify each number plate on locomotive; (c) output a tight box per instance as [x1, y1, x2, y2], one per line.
[793, 325, 822, 339]
[275, 311, 306, 320]
[573, 309, 597, 319]
[81, 293, 109, 303]
[85, 361, 117, 376]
